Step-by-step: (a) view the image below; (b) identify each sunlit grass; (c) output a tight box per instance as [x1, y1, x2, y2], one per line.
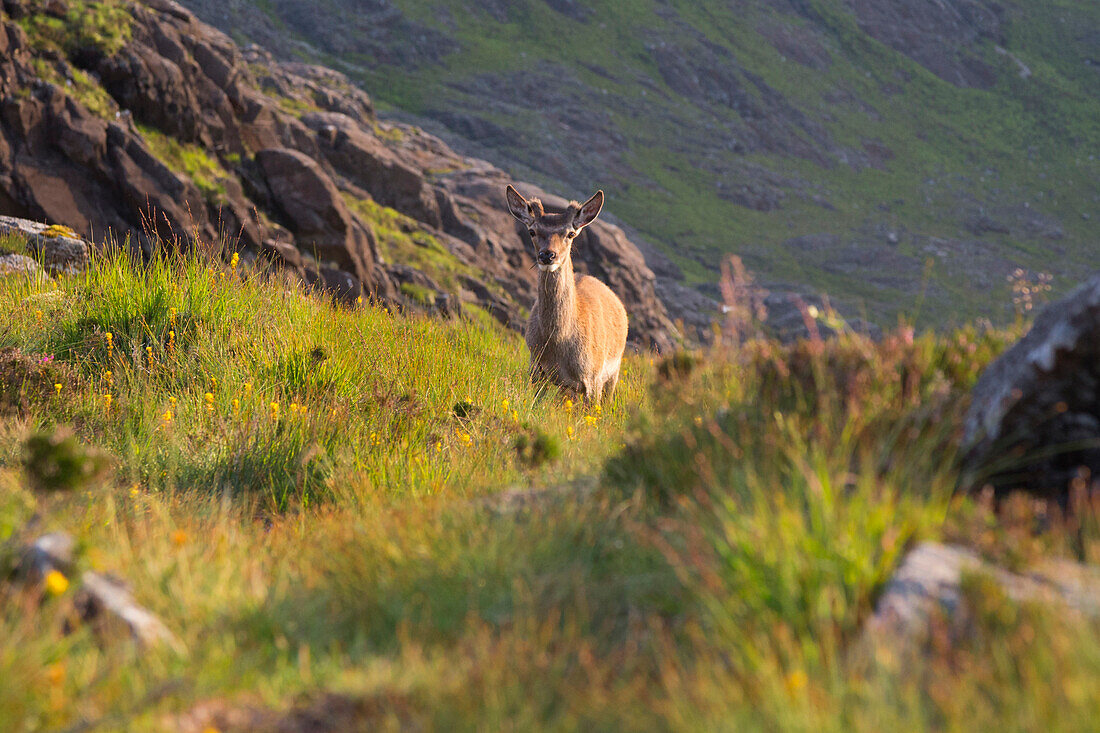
[2, 249, 1100, 730]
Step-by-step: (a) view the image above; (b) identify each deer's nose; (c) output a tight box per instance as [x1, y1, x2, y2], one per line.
[538, 250, 556, 265]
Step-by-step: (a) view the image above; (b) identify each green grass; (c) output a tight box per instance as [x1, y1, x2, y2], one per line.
[16, 0, 132, 57]
[30, 58, 118, 120]
[344, 195, 503, 299]
[135, 124, 232, 204]
[0, 232, 28, 256]
[2, 251, 1100, 730]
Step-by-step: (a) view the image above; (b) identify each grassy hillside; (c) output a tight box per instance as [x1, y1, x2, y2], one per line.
[185, 0, 1100, 328]
[3, 245, 1100, 729]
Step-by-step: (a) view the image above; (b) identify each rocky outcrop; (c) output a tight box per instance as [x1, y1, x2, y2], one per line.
[866, 542, 1100, 645]
[0, 215, 88, 273]
[846, 0, 1003, 89]
[0, 0, 675, 347]
[255, 148, 389, 300]
[962, 272, 1100, 501]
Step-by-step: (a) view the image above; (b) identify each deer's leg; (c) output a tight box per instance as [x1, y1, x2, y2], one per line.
[603, 370, 620, 402]
[581, 377, 599, 406]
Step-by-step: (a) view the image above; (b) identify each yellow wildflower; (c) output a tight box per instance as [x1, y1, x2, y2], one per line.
[162, 410, 173, 424]
[171, 529, 188, 547]
[146, 346, 153, 360]
[46, 662, 65, 687]
[566, 425, 574, 439]
[169, 396, 176, 407]
[205, 392, 215, 411]
[356, 295, 363, 306]
[290, 402, 299, 414]
[130, 485, 140, 498]
[512, 410, 519, 423]
[244, 382, 252, 394]
[434, 441, 442, 453]
[501, 398, 509, 410]
[231, 398, 240, 413]
[169, 307, 177, 323]
[784, 670, 808, 696]
[210, 377, 218, 390]
[54, 383, 62, 396]
[458, 431, 471, 445]
[45, 570, 69, 596]
[584, 415, 597, 427]
[230, 252, 240, 268]
[269, 401, 279, 418]
[593, 404, 602, 416]
[104, 370, 112, 385]
[34, 309, 42, 321]
[564, 398, 573, 412]
[103, 393, 112, 409]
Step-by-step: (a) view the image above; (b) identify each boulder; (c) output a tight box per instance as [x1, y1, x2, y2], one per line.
[962, 273, 1100, 501]
[17, 532, 75, 581]
[75, 571, 185, 653]
[9, 531, 182, 652]
[0, 215, 89, 273]
[256, 148, 389, 298]
[0, 253, 40, 276]
[866, 542, 1100, 646]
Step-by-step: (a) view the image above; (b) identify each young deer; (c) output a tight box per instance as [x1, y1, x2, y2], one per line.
[506, 185, 628, 403]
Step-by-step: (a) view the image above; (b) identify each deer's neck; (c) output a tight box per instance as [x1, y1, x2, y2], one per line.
[536, 255, 576, 339]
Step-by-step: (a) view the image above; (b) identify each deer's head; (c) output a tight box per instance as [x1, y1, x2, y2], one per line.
[506, 185, 604, 273]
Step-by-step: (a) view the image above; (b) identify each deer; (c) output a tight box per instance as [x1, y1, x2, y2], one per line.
[505, 184, 628, 404]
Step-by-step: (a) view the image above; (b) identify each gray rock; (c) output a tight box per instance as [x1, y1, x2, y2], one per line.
[0, 253, 41, 276]
[0, 216, 88, 274]
[75, 571, 185, 654]
[867, 542, 1100, 645]
[16, 531, 75, 581]
[962, 272, 1100, 500]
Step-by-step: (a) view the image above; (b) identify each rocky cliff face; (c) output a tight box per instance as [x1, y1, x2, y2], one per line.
[0, 0, 677, 349]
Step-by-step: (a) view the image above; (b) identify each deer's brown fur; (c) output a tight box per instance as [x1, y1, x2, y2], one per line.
[506, 185, 628, 403]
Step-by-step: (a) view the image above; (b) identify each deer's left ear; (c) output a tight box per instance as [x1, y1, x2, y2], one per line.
[573, 190, 604, 230]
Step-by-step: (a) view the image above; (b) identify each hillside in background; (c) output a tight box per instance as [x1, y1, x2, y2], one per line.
[181, 0, 1100, 328]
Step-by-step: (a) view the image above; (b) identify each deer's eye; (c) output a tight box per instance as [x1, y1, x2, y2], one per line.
[566, 231, 576, 239]
[528, 229, 536, 237]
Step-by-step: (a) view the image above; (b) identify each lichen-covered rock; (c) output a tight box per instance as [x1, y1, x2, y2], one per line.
[962, 272, 1100, 500]
[0, 215, 88, 274]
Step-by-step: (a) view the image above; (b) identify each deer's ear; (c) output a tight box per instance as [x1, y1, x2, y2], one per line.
[506, 185, 535, 226]
[573, 190, 604, 230]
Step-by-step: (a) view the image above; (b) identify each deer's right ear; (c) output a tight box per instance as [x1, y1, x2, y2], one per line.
[506, 185, 535, 226]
